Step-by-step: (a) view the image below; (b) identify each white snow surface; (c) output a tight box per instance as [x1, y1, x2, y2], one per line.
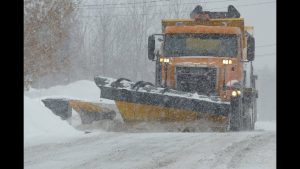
[24, 80, 113, 146]
[25, 80, 114, 104]
[24, 96, 83, 146]
[25, 129, 275, 169]
[24, 80, 276, 169]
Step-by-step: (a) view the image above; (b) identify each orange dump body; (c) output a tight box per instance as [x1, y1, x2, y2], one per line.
[165, 25, 242, 34]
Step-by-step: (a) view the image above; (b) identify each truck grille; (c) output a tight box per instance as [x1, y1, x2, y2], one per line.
[175, 66, 217, 95]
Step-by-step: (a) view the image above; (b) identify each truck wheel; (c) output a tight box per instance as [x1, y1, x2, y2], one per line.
[229, 96, 242, 131]
[253, 96, 257, 129]
[244, 95, 257, 131]
[242, 109, 253, 130]
[242, 97, 256, 131]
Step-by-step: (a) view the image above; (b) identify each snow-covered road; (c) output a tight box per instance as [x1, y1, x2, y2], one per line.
[24, 128, 275, 169]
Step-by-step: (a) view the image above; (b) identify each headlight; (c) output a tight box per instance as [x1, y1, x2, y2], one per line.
[223, 59, 228, 64]
[223, 59, 232, 65]
[231, 91, 237, 97]
[237, 90, 241, 95]
[160, 58, 170, 63]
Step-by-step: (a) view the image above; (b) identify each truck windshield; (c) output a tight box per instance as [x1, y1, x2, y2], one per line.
[164, 34, 238, 57]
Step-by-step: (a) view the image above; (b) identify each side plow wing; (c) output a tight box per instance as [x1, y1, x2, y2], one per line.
[42, 98, 116, 124]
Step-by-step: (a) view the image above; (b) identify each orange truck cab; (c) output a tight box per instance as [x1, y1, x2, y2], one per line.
[148, 5, 257, 102]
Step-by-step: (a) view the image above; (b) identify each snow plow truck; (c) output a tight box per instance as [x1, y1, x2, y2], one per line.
[43, 5, 258, 131]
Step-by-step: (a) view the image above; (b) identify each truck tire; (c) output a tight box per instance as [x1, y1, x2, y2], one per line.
[229, 96, 242, 131]
[241, 94, 256, 131]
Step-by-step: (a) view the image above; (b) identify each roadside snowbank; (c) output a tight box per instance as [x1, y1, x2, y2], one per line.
[25, 80, 114, 104]
[24, 96, 83, 146]
[24, 80, 115, 146]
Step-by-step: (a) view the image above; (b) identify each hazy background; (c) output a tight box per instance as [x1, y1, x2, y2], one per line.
[24, 0, 276, 121]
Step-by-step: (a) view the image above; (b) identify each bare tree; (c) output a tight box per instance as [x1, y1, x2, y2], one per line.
[96, 7, 114, 75]
[168, 0, 183, 18]
[24, 0, 196, 89]
[24, 0, 78, 89]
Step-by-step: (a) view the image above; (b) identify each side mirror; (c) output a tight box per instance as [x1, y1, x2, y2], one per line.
[148, 35, 155, 61]
[247, 35, 255, 61]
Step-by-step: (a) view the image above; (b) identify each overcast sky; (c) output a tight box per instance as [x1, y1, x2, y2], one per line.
[201, 0, 276, 71]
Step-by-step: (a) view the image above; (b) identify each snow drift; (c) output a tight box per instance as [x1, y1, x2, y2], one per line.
[24, 96, 83, 146]
[25, 80, 114, 103]
[24, 80, 116, 146]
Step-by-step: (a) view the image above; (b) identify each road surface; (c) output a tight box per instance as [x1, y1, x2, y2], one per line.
[24, 126, 275, 169]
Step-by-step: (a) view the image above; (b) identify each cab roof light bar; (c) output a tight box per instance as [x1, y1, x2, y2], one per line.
[190, 5, 240, 19]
